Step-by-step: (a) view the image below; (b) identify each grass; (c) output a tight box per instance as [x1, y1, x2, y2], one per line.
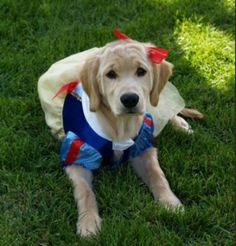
[0, 0, 234, 245]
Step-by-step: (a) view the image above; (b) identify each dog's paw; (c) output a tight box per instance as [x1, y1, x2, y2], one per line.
[77, 212, 102, 237]
[171, 115, 194, 134]
[159, 193, 184, 212]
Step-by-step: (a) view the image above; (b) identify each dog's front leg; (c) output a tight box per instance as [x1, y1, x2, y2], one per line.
[130, 147, 182, 210]
[65, 165, 101, 236]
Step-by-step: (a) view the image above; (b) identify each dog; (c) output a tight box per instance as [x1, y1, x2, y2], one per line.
[38, 32, 203, 237]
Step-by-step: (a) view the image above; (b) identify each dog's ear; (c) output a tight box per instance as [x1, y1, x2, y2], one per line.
[150, 60, 173, 107]
[80, 57, 101, 112]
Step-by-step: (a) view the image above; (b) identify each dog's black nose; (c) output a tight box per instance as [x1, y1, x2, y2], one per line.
[120, 93, 139, 108]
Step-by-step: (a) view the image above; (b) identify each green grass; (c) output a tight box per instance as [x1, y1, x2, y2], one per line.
[0, 0, 234, 245]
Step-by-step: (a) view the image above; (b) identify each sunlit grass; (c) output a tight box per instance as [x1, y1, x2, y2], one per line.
[175, 18, 234, 90]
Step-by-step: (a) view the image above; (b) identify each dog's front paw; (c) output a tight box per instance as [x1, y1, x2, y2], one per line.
[159, 192, 184, 212]
[77, 212, 102, 237]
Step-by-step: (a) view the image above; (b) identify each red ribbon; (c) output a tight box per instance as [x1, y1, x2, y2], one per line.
[113, 29, 168, 64]
[113, 28, 130, 40]
[52, 80, 80, 99]
[147, 47, 168, 64]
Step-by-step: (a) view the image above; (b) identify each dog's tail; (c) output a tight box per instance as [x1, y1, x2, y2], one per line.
[179, 108, 204, 119]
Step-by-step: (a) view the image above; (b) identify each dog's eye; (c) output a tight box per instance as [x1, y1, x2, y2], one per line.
[106, 70, 117, 79]
[136, 67, 147, 77]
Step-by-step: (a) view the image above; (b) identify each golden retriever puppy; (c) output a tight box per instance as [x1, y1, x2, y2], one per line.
[66, 40, 183, 236]
[38, 36, 203, 237]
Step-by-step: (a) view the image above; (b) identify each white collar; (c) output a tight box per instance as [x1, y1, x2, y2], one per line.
[81, 86, 134, 151]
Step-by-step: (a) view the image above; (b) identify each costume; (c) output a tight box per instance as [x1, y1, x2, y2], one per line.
[60, 83, 154, 169]
[38, 47, 185, 169]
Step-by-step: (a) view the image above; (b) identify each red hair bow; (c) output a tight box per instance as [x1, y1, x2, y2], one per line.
[113, 29, 168, 64]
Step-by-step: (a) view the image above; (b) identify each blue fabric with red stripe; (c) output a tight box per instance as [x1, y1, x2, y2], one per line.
[60, 85, 154, 170]
[60, 131, 102, 170]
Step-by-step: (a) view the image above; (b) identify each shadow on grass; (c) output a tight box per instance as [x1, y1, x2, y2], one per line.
[170, 0, 234, 35]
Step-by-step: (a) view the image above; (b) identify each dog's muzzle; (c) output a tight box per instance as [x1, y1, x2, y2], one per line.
[120, 93, 139, 109]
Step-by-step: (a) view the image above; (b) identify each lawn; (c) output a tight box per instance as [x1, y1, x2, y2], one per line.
[0, 0, 234, 245]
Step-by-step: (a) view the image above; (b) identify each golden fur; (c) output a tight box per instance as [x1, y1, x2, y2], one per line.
[66, 40, 201, 236]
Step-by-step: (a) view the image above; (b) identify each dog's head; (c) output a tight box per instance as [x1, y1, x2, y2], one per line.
[80, 40, 173, 116]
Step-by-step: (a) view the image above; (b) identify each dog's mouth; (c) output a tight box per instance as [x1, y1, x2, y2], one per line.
[125, 108, 143, 114]
[117, 107, 144, 116]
